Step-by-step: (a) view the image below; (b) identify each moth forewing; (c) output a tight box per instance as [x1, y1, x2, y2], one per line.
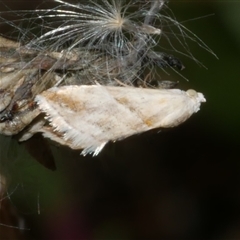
[35, 85, 206, 155]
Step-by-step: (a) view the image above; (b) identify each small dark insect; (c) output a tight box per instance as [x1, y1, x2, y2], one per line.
[0, 111, 13, 122]
[147, 51, 185, 70]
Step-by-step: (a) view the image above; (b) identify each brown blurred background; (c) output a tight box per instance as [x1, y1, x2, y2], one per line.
[0, 0, 240, 239]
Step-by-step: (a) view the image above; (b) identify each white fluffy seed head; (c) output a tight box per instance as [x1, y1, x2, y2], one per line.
[25, 1, 162, 52]
[0, 1, 166, 88]
[0, 0, 216, 89]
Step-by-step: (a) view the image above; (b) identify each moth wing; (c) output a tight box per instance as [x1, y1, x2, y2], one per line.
[35, 85, 206, 155]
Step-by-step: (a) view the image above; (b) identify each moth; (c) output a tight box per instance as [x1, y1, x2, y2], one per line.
[0, 0, 209, 157]
[33, 85, 205, 156]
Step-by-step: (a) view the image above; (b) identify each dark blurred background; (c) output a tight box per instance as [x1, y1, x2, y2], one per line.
[0, 0, 240, 239]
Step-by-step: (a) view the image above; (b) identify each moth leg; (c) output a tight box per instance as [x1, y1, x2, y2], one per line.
[137, 77, 178, 89]
[133, 64, 178, 89]
[148, 80, 179, 89]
